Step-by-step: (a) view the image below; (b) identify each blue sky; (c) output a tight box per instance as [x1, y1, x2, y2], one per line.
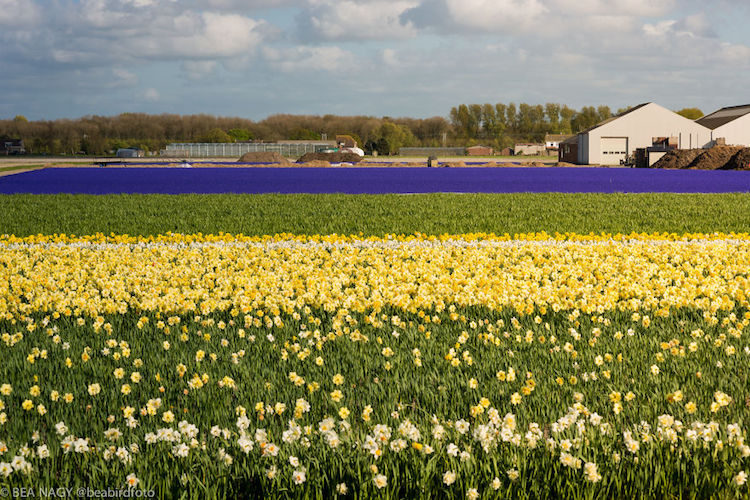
[1, 0, 749, 121]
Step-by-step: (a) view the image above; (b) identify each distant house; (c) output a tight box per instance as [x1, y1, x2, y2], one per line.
[498, 147, 514, 156]
[545, 134, 574, 152]
[466, 145, 493, 156]
[336, 135, 357, 148]
[514, 143, 546, 156]
[0, 138, 25, 155]
[116, 148, 144, 158]
[696, 104, 750, 146]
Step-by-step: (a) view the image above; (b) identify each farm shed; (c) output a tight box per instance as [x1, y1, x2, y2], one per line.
[696, 105, 750, 147]
[514, 143, 546, 155]
[116, 148, 144, 158]
[1, 138, 25, 155]
[558, 136, 578, 163]
[572, 103, 711, 165]
[336, 135, 357, 148]
[466, 145, 493, 156]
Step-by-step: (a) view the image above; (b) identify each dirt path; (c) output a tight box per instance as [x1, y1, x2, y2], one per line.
[0, 167, 41, 177]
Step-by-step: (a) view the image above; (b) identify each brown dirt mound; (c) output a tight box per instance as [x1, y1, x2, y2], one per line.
[238, 152, 290, 163]
[689, 146, 744, 170]
[296, 160, 331, 167]
[651, 149, 703, 169]
[444, 161, 467, 168]
[297, 152, 363, 164]
[726, 148, 750, 170]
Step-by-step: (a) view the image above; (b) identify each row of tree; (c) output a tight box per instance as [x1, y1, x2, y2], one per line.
[1, 104, 704, 156]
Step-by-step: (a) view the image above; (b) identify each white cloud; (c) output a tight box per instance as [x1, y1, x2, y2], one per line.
[545, 0, 674, 16]
[181, 60, 218, 79]
[112, 68, 139, 86]
[141, 88, 160, 101]
[262, 45, 354, 72]
[0, 0, 40, 26]
[300, 0, 417, 40]
[442, 0, 548, 31]
[642, 20, 678, 37]
[381, 48, 399, 67]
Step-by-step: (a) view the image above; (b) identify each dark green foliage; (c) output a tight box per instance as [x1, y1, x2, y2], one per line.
[1, 193, 749, 236]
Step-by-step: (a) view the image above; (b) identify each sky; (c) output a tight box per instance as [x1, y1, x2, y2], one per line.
[1, 0, 749, 121]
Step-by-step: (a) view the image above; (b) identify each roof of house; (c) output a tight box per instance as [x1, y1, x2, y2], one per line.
[561, 135, 578, 144]
[467, 145, 492, 149]
[696, 104, 750, 130]
[577, 103, 651, 136]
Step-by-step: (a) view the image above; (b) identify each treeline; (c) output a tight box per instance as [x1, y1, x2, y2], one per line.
[450, 103, 619, 144]
[0, 103, 699, 156]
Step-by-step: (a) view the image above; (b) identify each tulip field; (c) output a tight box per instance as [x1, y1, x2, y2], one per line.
[0, 194, 749, 498]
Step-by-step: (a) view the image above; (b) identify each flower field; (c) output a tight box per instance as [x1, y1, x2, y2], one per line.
[0, 232, 749, 498]
[3, 167, 750, 194]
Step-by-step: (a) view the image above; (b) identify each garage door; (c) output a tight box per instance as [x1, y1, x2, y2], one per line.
[600, 137, 628, 165]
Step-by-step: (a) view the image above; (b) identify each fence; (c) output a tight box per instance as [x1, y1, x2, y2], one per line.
[161, 142, 336, 158]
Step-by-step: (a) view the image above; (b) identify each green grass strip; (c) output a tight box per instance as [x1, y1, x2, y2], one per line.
[0, 193, 749, 236]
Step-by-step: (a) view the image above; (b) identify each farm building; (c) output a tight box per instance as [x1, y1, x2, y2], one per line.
[466, 145, 493, 156]
[558, 136, 578, 163]
[1, 138, 25, 155]
[116, 148, 144, 158]
[514, 143, 546, 155]
[544, 134, 574, 151]
[161, 141, 335, 158]
[336, 135, 357, 148]
[571, 103, 711, 165]
[696, 104, 750, 146]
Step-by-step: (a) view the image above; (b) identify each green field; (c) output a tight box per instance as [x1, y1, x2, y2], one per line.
[1, 193, 750, 236]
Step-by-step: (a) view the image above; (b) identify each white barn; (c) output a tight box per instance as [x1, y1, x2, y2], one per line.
[696, 105, 750, 146]
[574, 103, 712, 165]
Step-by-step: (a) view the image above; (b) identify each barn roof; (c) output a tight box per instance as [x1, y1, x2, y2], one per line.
[696, 104, 750, 130]
[576, 103, 651, 136]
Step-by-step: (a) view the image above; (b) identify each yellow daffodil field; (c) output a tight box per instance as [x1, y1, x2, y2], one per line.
[1, 231, 749, 498]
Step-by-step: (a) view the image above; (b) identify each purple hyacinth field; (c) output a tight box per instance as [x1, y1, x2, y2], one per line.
[1, 167, 750, 194]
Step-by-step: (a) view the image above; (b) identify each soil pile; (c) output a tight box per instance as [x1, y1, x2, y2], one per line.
[297, 152, 363, 164]
[651, 149, 703, 169]
[238, 152, 290, 163]
[689, 146, 743, 170]
[727, 148, 750, 170]
[297, 160, 331, 167]
[652, 146, 750, 170]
